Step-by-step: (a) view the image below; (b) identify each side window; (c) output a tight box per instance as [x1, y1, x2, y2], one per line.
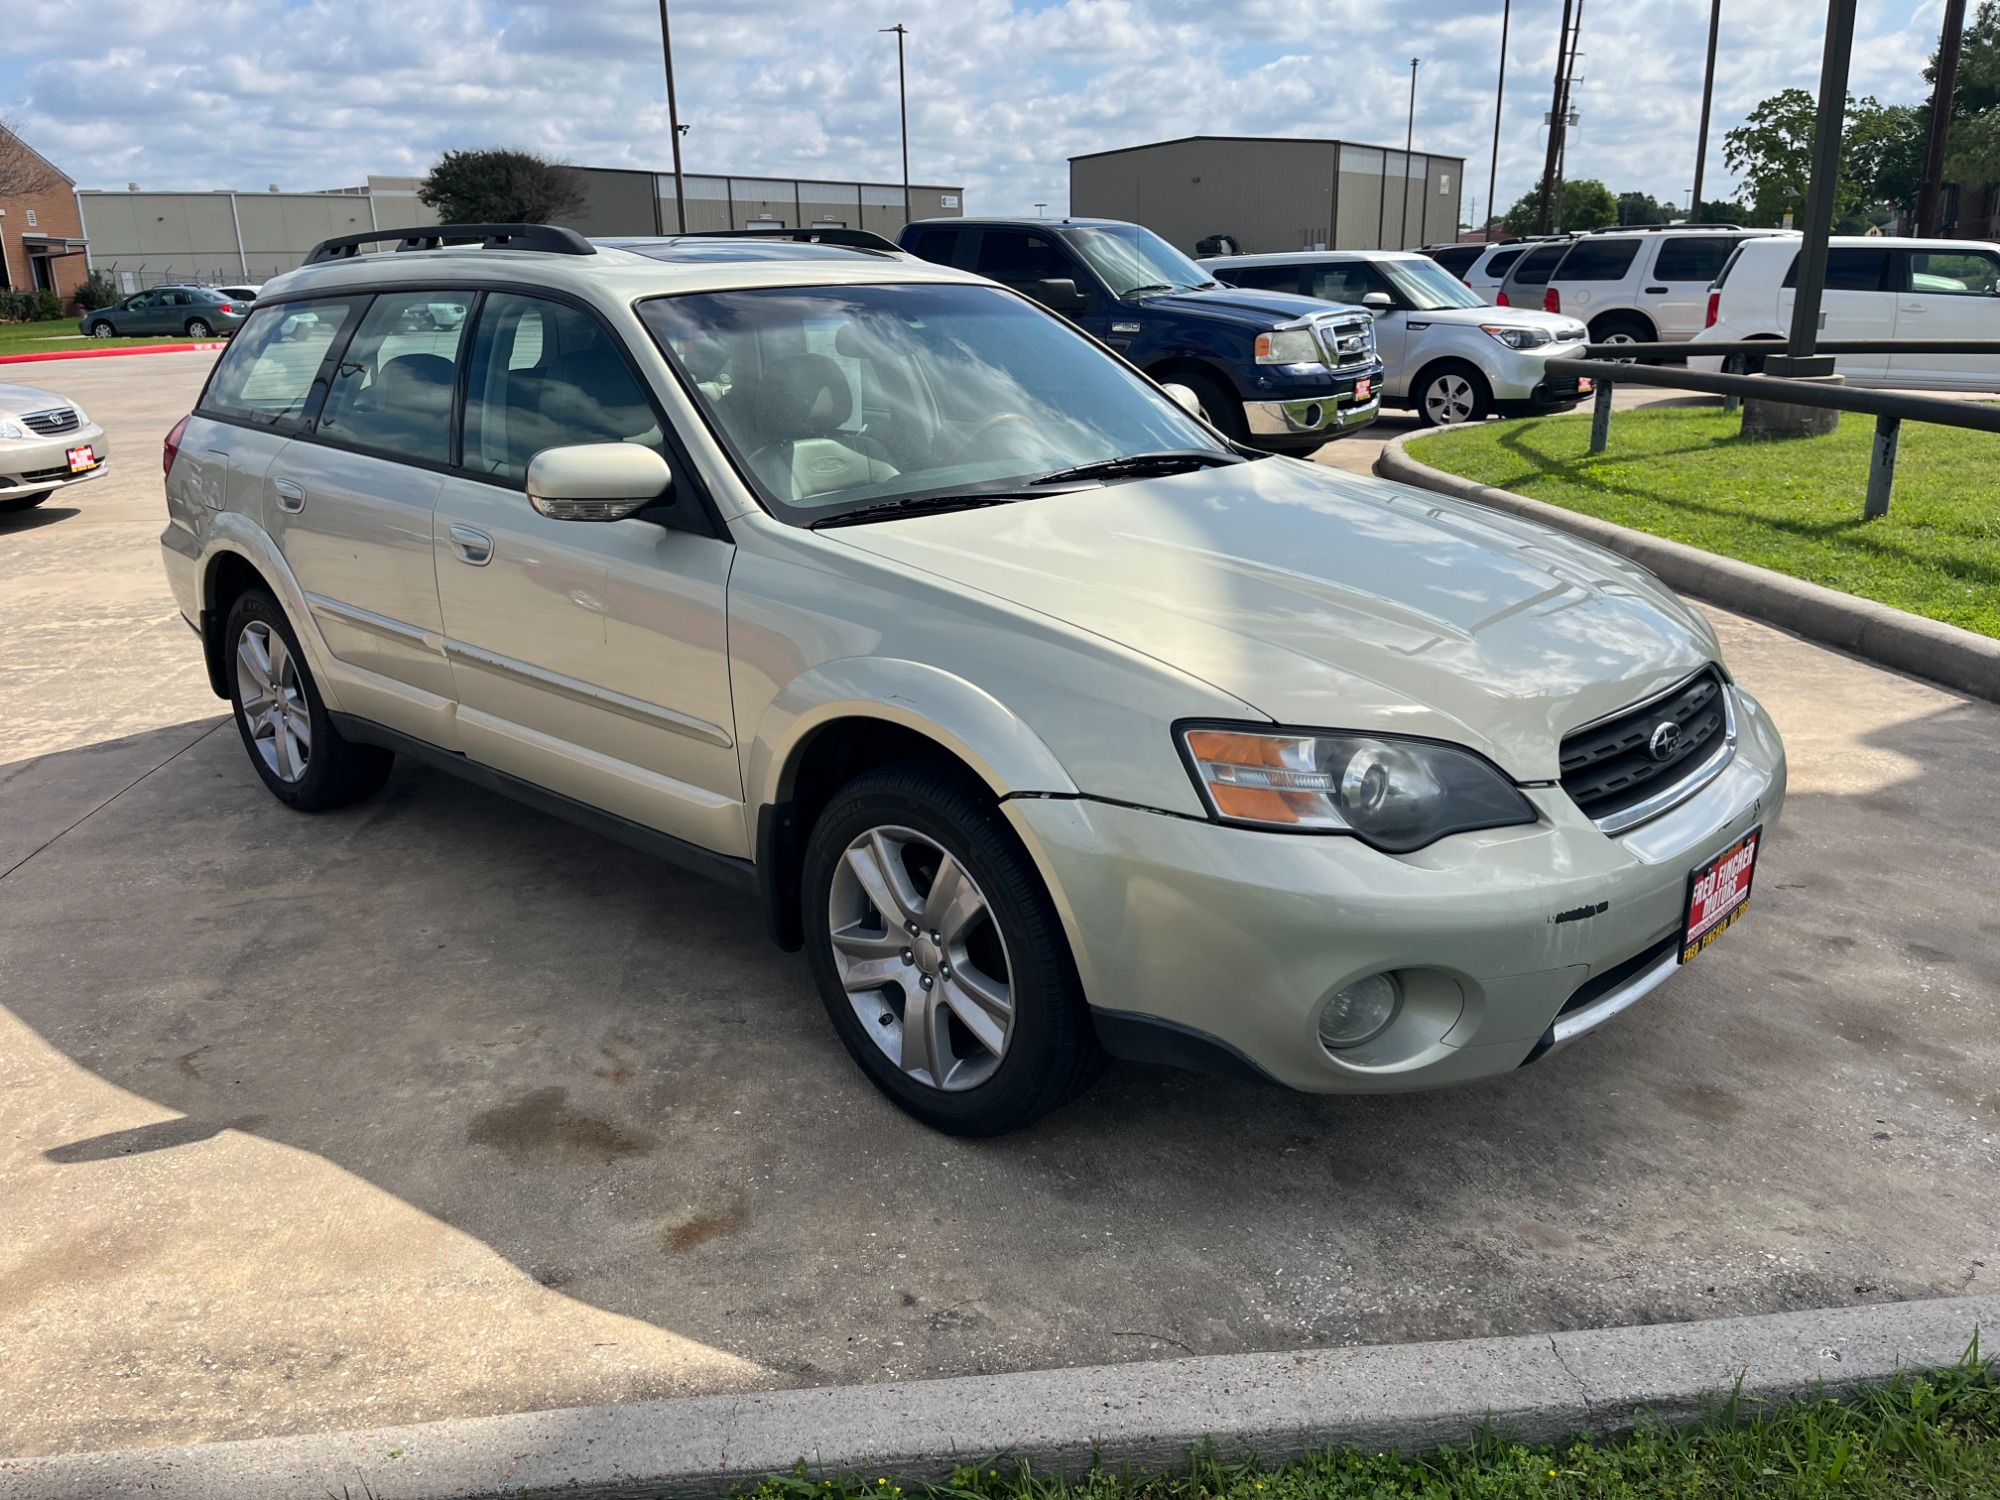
[1906, 249, 2000, 295]
[313, 289, 475, 464]
[907, 227, 962, 266]
[1653, 236, 1735, 284]
[198, 299, 357, 428]
[1511, 244, 1569, 286]
[1784, 248, 1889, 291]
[1309, 263, 1384, 304]
[463, 294, 665, 484]
[1556, 239, 1641, 281]
[1220, 265, 1304, 293]
[976, 230, 1070, 285]
[1485, 248, 1526, 277]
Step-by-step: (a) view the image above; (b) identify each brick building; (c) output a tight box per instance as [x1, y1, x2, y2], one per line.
[0, 126, 89, 308]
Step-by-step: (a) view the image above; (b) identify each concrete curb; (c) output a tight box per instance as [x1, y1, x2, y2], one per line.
[4, 1297, 1992, 1500]
[0, 341, 224, 365]
[1375, 431, 2000, 706]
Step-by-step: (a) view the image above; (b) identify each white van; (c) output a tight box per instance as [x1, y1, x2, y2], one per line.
[1690, 235, 2000, 390]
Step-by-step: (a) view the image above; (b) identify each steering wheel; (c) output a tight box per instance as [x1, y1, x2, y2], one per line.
[945, 411, 1039, 466]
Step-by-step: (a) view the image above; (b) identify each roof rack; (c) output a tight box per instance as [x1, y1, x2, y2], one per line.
[1583, 222, 1746, 234]
[671, 226, 905, 255]
[303, 223, 597, 266]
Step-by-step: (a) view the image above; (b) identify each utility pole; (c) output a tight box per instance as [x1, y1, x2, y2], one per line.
[1486, 0, 1511, 239]
[1403, 58, 1420, 247]
[1691, 0, 1722, 219]
[658, 0, 687, 232]
[1780, 0, 1859, 371]
[1535, 0, 1576, 233]
[882, 24, 911, 226]
[1915, 0, 1967, 236]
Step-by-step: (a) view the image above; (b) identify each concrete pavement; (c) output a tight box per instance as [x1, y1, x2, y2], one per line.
[2, 358, 1996, 1459]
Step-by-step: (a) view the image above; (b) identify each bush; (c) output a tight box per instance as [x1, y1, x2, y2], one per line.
[31, 288, 60, 321]
[73, 270, 120, 312]
[0, 287, 67, 323]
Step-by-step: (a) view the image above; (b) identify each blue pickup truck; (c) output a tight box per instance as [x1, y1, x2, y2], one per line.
[899, 217, 1382, 453]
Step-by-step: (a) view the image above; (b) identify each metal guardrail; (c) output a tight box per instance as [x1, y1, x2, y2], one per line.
[1550, 344, 2000, 520]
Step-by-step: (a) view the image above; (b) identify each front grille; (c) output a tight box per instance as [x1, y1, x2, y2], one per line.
[21, 407, 80, 436]
[1315, 318, 1375, 369]
[1560, 668, 1730, 825]
[20, 465, 76, 483]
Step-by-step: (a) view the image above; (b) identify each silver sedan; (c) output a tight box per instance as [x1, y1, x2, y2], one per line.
[0, 381, 111, 514]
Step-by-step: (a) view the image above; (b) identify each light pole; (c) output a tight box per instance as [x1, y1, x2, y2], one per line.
[1690, 0, 1722, 221]
[882, 24, 911, 226]
[658, 0, 688, 232]
[1916, 0, 1967, 235]
[1402, 57, 1420, 247]
[1486, 0, 1511, 240]
[1536, 0, 1577, 233]
[1779, 0, 1859, 373]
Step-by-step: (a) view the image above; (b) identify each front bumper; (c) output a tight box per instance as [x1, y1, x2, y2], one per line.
[1245, 389, 1379, 442]
[0, 422, 111, 496]
[1005, 682, 1786, 1094]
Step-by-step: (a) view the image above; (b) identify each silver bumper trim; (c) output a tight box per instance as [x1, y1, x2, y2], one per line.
[1548, 945, 1681, 1050]
[1244, 394, 1379, 437]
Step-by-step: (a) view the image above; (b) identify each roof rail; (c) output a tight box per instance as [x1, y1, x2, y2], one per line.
[671, 227, 905, 255]
[1583, 222, 1746, 234]
[303, 223, 597, 265]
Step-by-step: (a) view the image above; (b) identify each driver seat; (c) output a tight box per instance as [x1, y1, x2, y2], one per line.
[749, 353, 898, 502]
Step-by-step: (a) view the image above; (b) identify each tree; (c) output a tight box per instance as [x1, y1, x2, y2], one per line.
[0, 115, 61, 199]
[1928, 0, 2000, 119]
[1500, 177, 1618, 235]
[1616, 191, 1672, 225]
[417, 149, 587, 226]
[1722, 90, 1927, 227]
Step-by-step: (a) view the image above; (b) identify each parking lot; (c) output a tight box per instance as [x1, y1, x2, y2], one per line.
[2, 354, 1996, 1459]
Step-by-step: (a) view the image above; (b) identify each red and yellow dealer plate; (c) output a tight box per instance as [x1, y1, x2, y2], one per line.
[1681, 827, 1760, 964]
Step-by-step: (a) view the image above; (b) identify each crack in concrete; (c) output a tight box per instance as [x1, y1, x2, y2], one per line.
[0, 719, 222, 882]
[1548, 1334, 1595, 1416]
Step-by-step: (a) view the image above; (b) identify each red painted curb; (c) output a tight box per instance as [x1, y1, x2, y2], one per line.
[0, 341, 225, 366]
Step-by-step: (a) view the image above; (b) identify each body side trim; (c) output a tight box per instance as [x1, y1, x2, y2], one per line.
[444, 637, 734, 747]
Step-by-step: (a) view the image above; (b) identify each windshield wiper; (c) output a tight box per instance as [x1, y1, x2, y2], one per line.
[811, 493, 1032, 529]
[1029, 450, 1243, 487]
[1120, 283, 1180, 297]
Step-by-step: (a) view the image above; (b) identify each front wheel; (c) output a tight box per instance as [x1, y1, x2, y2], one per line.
[87, 319, 115, 338]
[224, 589, 393, 811]
[1172, 369, 1252, 445]
[186, 318, 215, 338]
[1415, 362, 1493, 426]
[801, 761, 1106, 1136]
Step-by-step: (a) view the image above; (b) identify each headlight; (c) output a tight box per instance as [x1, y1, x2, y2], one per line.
[1480, 324, 1553, 350]
[1255, 327, 1324, 365]
[0, 419, 25, 440]
[69, 404, 89, 425]
[1179, 725, 1536, 852]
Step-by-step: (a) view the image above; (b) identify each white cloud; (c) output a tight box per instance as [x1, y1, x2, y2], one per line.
[0, 0, 1951, 222]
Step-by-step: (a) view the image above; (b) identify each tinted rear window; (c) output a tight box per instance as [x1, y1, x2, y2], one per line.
[1427, 244, 1482, 277]
[1783, 247, 1890, 291]
[1653, 236, 1737, 283]
[1556, 238, 1642, 281]
[1218, 264, 1304, 293]
[1511, 243, 1570, 285]
[906, 227, 962, 265]
[1484, 247, 1526, 276]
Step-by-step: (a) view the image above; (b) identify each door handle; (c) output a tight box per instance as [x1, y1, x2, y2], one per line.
[272, 479, 306, 514]
[448, 524, 494, 566]
[1645, 286, 1669, 294]
[1900, 303, 1926, 313]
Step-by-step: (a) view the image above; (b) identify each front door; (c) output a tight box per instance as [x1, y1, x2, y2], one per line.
[433, 291, 743, 856]
[970, 228, 1111, 340]
[1308, 261, 1407, 384]
[1889, 247, 2000, 388]
[1777, 246, 1892, 381]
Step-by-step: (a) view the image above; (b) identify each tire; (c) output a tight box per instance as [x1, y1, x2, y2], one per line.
[185, 318, 215, 338]
[87, 319, 116, 338]
[801, 759, 1107, 1136]
[1172, 369, 1252, 445]
[1589, 314, 1655, 362]
[223, 588, 393, 812]
[1413, 361, 1493, 426]
[0, 490, 54, 514]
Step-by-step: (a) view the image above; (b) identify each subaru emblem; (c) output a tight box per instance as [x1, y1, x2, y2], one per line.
[1647, 721, 1683, 761]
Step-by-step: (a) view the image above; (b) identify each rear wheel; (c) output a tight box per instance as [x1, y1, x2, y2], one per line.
[801, 760, 1106, 1136]
[1414, 361, 1493, 426]
[185, 318, 215, 338]
[224, 589, 392, 811]
[0, 490, 53, 514]
[1589, 313, 1655, 361]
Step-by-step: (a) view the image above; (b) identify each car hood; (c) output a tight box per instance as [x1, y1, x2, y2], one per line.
[1134, 286, 1365, 329]
[0, 382, 68, 415]
[1405, 306, 1586, 338]
[826, 459, 1721, 782]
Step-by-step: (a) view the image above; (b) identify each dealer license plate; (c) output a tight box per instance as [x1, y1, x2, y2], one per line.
[66, 445, 98, 473]
[1355, 377, 1374, 401]
[1680, 827, 1760, 964]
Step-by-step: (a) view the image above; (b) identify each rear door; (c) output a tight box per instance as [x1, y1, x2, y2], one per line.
[1648, 235, 1740, 339]
[1542, 237, 1639, 325]
[1889, 247, 2000, 389]
[1499, 241, 1568, 309]
[1778, 247, 1892, 381]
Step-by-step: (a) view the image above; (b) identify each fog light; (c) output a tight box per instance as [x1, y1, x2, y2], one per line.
[1319, 973, 1401, 1050]
[1301, 402, 1323, 428]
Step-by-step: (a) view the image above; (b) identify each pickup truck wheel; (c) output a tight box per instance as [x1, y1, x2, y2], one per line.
[802, 760, 1106, 1136]
[1173, 370, 1251, 444]
[225, 589, 392, 811]
[1414, 362, 1492, 426]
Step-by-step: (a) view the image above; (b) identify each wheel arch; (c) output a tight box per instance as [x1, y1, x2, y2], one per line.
[1409, 357, 1492, 418]
[1588, 308, 1658, 342]
[195, 523, 333, 704]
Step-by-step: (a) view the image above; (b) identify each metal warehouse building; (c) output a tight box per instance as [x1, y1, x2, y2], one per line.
[1070, 136, 1464, 255]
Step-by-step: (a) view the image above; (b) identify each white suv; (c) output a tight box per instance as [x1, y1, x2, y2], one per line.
[1691, 235, 2000, 390]
[159, 222, 1785, 1135]
[1204, 250, 1592, 424]
[1523, 227, 1789, 345]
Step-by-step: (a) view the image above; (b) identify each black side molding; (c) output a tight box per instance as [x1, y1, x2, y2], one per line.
[1090, 1008, 1279, 1086]
[328, 714, 757, 894]
[304, 224, 596, 265]
[756, 802, 803, 952]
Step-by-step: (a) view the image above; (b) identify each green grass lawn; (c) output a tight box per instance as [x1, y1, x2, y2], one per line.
[0, 317, 214, 356]
[746, 1354, 1997, 1500]
[1409, 405, 2000, 641]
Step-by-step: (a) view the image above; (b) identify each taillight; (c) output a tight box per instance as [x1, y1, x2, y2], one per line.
[163, 415, 189, 479]
[1705, 291, 1720, 328]
[217, 303, 234, 314]
[1543, 287, 1561, 313]
[1496, 291, 1510, 306]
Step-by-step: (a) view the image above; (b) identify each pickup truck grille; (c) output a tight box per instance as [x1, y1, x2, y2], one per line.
[1314, 318, 1375, 369]
[21, 407, 80, 436]
[1560, 668, 1731, 827]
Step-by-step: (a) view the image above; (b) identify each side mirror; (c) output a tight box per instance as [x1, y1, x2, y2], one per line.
[1362, 291, 1394, 310]
[526, 443, 673, 521]
[1160, 382, 1204, 418]
[1028, 277, 1092, 314]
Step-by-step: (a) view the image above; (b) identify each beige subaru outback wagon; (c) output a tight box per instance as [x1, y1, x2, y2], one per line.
[160, 223, 1785, 1136]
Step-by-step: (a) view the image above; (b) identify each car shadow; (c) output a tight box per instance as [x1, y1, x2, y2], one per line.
[0, 504, 80, 533]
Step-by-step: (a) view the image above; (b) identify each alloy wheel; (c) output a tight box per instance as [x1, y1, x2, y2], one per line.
[188, 319, 214, 338]
[234, 620, 312, 783]
[89, 322, 114, 338]
[827, 824, 1014, 1091]
[1424, 373, 1479, 424]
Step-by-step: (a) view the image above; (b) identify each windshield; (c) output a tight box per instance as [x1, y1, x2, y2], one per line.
[1378, 257, 1486, 310]
[639, 282, 1227, 522]
[1061, 224, 1217, 297]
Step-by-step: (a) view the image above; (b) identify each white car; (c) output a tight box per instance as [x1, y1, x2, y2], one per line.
[0, 381, 110, 514]
[1458, 238, 1563, 302]
[1691, 235, 2000, 390]
[1204, 250, 1593, 424]
[161, 222, 1785, 1135]
[1510, 226, 1788, 345]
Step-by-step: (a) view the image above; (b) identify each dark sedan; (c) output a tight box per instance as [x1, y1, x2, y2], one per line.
[79, 287, 250, 339]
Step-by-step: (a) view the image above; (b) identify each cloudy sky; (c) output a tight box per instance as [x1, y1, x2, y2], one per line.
[1, 0, 1954, 222]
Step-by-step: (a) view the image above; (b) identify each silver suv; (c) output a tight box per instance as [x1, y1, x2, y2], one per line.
[161, 223, 1785, 1135]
